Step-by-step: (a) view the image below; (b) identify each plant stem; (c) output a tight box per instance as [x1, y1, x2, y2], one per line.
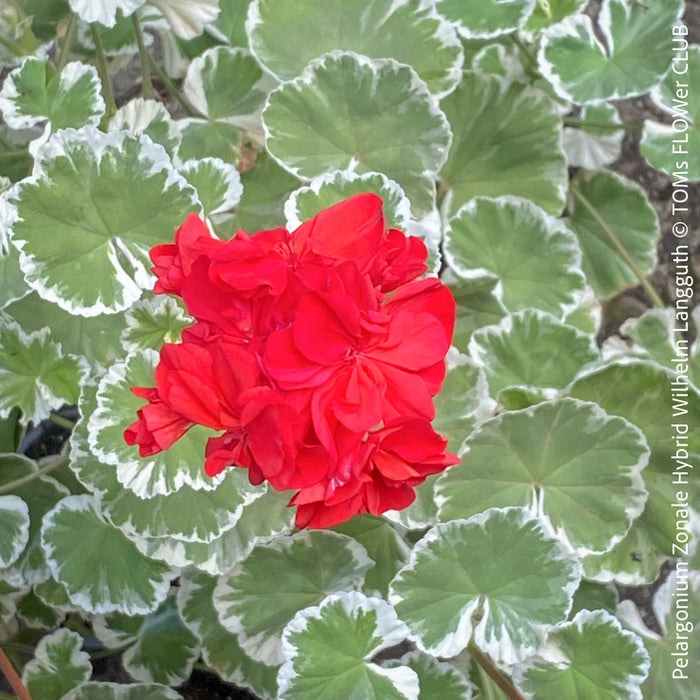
[0, 648, 32, 700]
[0, 148, 28, 160]
[563, 117, 643, 132]
[90, 24, 117, 119]
[570, 184, 664, 308]
[89, 642, 134, 661]
[147, 54, 197, 116]
[49, 412, 76, 430]
[0, 456, 68, 495]
[0, 643, 36, 656]
[468, 642, 526, 700]
[56, 13, 79, 72]
[0, 33, 25, 56]
[131, 14, 152, 99]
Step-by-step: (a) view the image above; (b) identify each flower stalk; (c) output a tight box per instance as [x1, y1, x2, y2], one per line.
[131, 14, 152, 100]
[468, 642, 527, 700]
[0, 455, 69, 495]
[0, 648, 33, 700]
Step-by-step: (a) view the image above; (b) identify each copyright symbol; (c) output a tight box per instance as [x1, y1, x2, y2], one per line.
[673, 222, 688, 238]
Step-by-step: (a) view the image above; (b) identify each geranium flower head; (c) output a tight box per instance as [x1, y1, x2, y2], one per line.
[125, 194, 457, 527]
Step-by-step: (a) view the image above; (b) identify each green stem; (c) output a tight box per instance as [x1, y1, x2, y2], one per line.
[56, 13, 79, 73]
[0, 643, 37, 656]
[90, 24, 117, 119]
[49, 412, 76, 430]
[468, 642, 526, 700]
[563, 117, 643, 132]
[131, 14, 152, 100]
[0, 456, 69, 495]
[0, 148, 28, 160]
[148, 54, 197, 116]
[511, 34, 540, 80]
[0, 33, 25, 56]
[570, 184, 664, 308]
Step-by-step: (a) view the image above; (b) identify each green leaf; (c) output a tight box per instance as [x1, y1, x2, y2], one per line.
[567, 170, 659, 299]
[563, 103, 623, 168]
[248, 0, 462, 96]
[435, 0, 535, 39]
[641, 45, 700, 181]
[0, 246, 30, 310]
[524, 0, 587, 33]
[110, 98, 180, 156]
[182, 46, 267, 125]
[538, 0, 684, 103]
[263, 51, 451, 213]
[179, 157, 243, 217]
[389, 651, 472, 700]
[0, 320, 86, 424]
[284, 170, 411, 231]
[8, 127, 198, 316]
[0, 495, 29, 568]
[88, 350, 218, 497]
[41, 494, 172, 614]
[114, 596, 200, 685]
[175, 119, 244, 165]
[383, 474, 440, 531]
[0, 57, 104, 136]
[207, 0, 251, 46]
[177, 569, 280, 700]
[440, 72, 567, 217]
[5, 292, 126, 367]
[62, 682, 182, 700]
[16, 588, 64, 629]
[445, 197, 585, 317]
[432, 358, 491, 453]
[447, 275, 507, 350]
[617, 570, 700, 700]
[436, 399, 649, 555]
[120, 296, 193, 353]
[469, 310, 599, 399]
[334, 516, 410, 597]
[569, 580, 618, 619]
[569, 360, 700, 583]
[513, 610, 649, 700]
[279, 591, 418, 700]
[22, 628, 91, 700]
[389, 508, 581, 662]
[213, 530, 372, 664]
[225, 150, 301, 233]
[0, 453, 68, 587]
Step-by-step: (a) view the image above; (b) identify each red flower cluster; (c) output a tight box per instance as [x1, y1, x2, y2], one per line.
[125, 194, 457, 528]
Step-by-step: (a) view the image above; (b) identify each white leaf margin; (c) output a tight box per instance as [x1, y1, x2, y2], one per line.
[109, 97, 177, 144]
[41, 494, 173, 616]
[179, 157, 243, 215]
[278, 590, 419, 700]
[213, 530, 373, 666]
[0, 495, 30, 569]
[388, 507, 582, 662]
[512, 609, 650, 700]
[149, 0, 221, 40]
[62, 681, 183, 700]
[8, 127, 200, 318]
[436, 0, 537, 40]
